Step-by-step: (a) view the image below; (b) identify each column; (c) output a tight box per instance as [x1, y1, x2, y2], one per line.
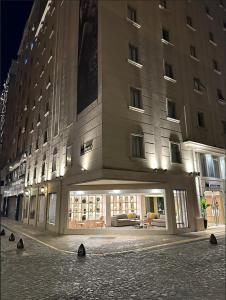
[104, 195, 111, 227]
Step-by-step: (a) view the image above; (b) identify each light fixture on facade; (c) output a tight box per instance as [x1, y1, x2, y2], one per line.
[40, 186, 45, 194]
[112, 190, 121, 194]
[25, 190, 30, 197]
[188, 172, 200, 176]
[81, 167, 87, 171]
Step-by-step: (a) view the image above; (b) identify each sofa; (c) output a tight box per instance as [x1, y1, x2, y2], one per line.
[111, 213, 140, 227]
[151, 214, 166, 227]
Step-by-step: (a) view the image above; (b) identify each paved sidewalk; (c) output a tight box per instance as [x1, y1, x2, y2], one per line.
[1, 217, 225, 255]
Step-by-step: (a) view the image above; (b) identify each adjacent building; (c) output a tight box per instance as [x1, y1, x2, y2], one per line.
[0, 0, 225, 234]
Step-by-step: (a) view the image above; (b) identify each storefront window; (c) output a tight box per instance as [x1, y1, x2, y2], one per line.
[111, 195, 137, 216]
[69, 194, 102, 221]
[48, 193, 56, 225]
[173, 190, 189, 229]
[200, 154, 220, 178]
[220, 157, 226, 179]
[38, 195, 46, 223]
[29, 196, 36, 219]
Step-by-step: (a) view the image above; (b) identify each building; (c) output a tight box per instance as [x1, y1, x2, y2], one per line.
[0, 0, 225, 234]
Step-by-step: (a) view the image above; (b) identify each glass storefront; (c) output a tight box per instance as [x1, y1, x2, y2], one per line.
[67, 190, 167, 230]
[38, 195, 46, 223]
[68, 193, 103, 229]
[111, 195, 137, 216]
[204, 191, 225, 226]
[173, 190, 189, 229]
[48, 193, 56, 225]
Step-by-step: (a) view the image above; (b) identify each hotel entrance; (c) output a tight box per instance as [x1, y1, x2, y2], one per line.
[204, 191, 225, 226]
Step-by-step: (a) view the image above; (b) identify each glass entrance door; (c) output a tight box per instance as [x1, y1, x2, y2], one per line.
[205, 191, 225, 226]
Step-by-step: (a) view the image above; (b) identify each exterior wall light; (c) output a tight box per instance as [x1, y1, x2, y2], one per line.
[40, 186, 45, 194]
[188, 172, 200, 176]
[25, 190, 30, 197]
[81, 167, 87, 171]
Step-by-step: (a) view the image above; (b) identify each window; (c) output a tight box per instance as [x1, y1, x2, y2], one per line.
[45, 101, 50, 116]
[200, 154, 220, 178]
[127, 6, 137, 22]
[41, 162, 45, 177]
[209, 32, 215, 43]
[217, 89, 224, 101]
[197, 112, 205, 127]
[167, 100, 177, 119]
[213, 60, 219, 71]
[222, 121, 226, 134]
[129, 44, 139, 63]
[130, 87, 142, 109]
[66, 145, 72, 166]
[48, 193, 57, 225]
[205, 6, 213, 18]
[28, 144, 32, 155]
[186, 16, 193, 27]
[219, 0, 225, 8]
[164, 62, 174, 79]
[37, 113, 41, 125]
[41, 154, 46, 177]
[68, 193, 103, 228]
[190, 45, 197, 58]
[193, 77, 202, 92]
[162, 28, 170, 42]
[33, 160, 37, 180]
[131, 134, 144, 158]
[159, 0, 167, 9]
[170, 142, 181, 163]
[111, 195, 137, 216]
[35, 130, 39, 149]
[52, 148, 57, 172]
[80, 140, 93, 156]
[173, 190, 189, 228]
[223, 21, 226, 30]
[43, 130, 48, 144]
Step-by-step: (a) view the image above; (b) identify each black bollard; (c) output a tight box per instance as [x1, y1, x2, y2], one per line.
[77, 243, 86, 257]
[209, 234, 218, 245]
[9, 233, 15, 242]
[17, 238, 24, 249]
[0, 229, 5, 236]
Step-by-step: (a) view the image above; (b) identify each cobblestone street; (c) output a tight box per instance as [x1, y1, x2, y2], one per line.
[1, 223, 225, 300]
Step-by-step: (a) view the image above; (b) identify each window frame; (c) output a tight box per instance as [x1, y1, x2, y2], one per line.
[131, 133, 145, 159]
[170, 142, 182, 164]
[197, 111, 205, 128]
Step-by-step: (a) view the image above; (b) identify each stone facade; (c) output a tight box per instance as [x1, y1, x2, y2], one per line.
[0, 0, 225, 234]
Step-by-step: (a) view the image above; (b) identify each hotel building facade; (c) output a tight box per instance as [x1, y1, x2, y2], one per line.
[0, 0, 225, 234]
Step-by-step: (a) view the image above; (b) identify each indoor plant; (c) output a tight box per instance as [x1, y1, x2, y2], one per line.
[200, 196, 210, 229]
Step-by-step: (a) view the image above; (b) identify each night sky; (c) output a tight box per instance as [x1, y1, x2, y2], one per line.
[1, 0, 33, 89]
